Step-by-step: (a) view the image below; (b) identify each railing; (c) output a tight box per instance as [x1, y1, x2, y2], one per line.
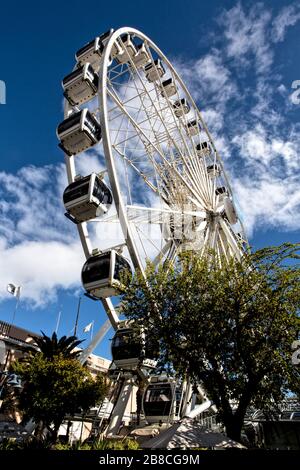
[279, 399, 300, 412]
[196, 413, 221, 431]
[245, 399, 300, 422]
[0, 321, 10, 337]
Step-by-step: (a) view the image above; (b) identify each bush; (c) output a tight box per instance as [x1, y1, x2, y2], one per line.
[83, 437, 140, 450]
[0, 434, 140, 450]
[0, 438, 20, 450]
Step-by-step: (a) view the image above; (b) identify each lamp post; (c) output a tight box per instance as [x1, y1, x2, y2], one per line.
[0, 371, 22, 409]
[74, 296, 82, 337]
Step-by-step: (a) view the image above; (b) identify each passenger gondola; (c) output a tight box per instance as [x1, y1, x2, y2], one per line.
[223, 197, 238, 224]
[81, 249, 132, 298]
[196, 141, 211, 157]
[186, 119, 201, 136]
[120, 34, 137, 61]
[62, 63, 99, 106]
[111, 321, 158, 370]
[173, 98, 190, 117]
[159, 78, 177, 97]
[111, 34, 137, 64]
[142, 376, 180, 424]
[63, 173, 112, 223]
[75, 30, 114, 67]
[131, 43, 151, 68]
[215, 186, 229, 200]
[206, 164, 220, 177]
[236, 232, 247, 249]
[144, 59, 166, 82]
[57, 109, 101, 156]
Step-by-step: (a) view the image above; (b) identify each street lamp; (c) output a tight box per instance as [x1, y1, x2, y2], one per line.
[0, 371, 22, 401]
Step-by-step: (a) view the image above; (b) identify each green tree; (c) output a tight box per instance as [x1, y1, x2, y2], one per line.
[33, 331, 83, 359]
[120, 243, 300, 442]
[13, 347, 109, 443]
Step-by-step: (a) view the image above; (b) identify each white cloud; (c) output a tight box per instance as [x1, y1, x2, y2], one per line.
[0, 238, 84, 306]
[175, 51, 237, 112]
[232, 124, 299, 171]
[250, 79, 284, 129]
[271, 4, 300, 42]
[0, 164, 72, 245]
[174, 2, 300, 238]
[231, 124, 300, 235]
[219, 3, 273, 74]
[233, 175, 300, 236]
[277, 83, 287, 95]
[0, 164, 85, 306]
[74, 149, 106, 177]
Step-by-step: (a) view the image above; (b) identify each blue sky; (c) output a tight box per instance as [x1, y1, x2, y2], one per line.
[0, 0, 299, 359]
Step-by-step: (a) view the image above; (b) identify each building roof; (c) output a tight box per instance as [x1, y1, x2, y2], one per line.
[0, 320, 111, 371]
[0, 320, 38, 348]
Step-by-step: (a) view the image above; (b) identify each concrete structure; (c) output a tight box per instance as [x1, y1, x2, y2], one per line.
[0, 320, 37, 372]
[0, 320, 141, 440]
[83, 352, 111, 376]
[0, 320, 111, 429]
[0, 320, 111, 375]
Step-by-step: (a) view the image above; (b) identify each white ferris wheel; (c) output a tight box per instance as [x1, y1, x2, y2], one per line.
[57, 27, 248, 364]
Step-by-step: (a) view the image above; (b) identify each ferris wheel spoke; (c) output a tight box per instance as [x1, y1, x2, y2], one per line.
[110, 54, 206, 195]
[138, 104, 211, 208]
[133, 222, 166, 261]
[106, 87, 210, 210]
[126, 205, 206, 225]
[210, 221, 219, 252]
[216, 227, 230, 263]
[199, 222, 211, 257]
[152, 240, 173, 266]
[108, 77, 213, 211]
[139, 44, 214, 206]
[114, 147, 158, 193]
[218, 218, 242, 260]
[108, 82, 162, 178]
[165, 241, 180, 264]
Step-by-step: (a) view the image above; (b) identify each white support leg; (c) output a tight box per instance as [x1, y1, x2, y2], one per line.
[181, 380, 193, 417]
[79, 318, 111, 365]
[106, 378, 134, 436]
[79, 298, 120, 364]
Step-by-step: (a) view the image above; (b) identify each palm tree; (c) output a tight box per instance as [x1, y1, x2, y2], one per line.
[33, 332, 83, 360]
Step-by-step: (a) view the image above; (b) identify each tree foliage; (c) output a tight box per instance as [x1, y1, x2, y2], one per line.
[13, 333, 109, 443]
[120, 243, 300, 441]
[32, 331, 83, 359]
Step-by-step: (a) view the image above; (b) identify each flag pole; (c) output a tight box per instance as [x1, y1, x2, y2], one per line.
[8, 287, 21, 335]
[90, 321, 94, 341]
[11, 295, 20, 327]
[55, 311, 62, 335]
[74, 296, 81, 337]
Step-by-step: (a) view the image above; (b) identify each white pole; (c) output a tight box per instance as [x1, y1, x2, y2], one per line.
[9, 287, 21, 335]
[90, 321, 94, 342]
[55, 311, 62, 335]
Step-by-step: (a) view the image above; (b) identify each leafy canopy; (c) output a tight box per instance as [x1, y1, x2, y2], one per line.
[120, 243, 300, 441]
[32, 331, 83, 359]
[13, 332, 109, 442]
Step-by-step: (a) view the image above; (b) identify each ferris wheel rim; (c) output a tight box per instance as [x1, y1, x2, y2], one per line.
[62, 27, 248, 277]
[59, 26, 249, 363]
[98, 27, 247, 273]
[101, 27, 236, 192]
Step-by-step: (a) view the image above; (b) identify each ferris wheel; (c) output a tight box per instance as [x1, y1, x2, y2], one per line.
[57, 27, 248, 362]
